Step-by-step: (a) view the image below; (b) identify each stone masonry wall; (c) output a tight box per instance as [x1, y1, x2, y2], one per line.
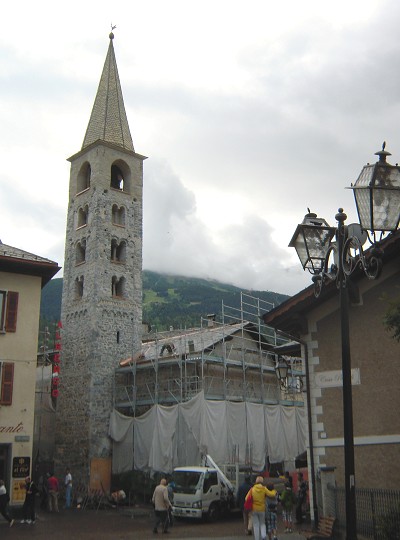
[56, 142, 143, 485]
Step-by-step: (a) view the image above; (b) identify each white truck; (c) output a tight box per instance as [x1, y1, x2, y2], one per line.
[171, 455, 237, 520]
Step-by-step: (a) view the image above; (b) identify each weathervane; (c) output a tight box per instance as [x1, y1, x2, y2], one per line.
[110, 23, 117, 40]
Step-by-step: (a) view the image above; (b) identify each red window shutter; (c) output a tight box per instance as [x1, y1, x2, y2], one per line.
[0, 362, 14, 405]
[5, 292, 18, 332]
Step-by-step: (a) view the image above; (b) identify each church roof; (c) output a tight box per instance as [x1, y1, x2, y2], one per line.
[82, 32, 134, 152]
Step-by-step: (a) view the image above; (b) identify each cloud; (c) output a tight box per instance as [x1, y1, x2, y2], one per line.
[1, 0, 400, 298]
[143, 159, 309, 294]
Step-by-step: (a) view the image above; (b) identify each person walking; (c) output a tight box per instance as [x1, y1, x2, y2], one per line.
[265, 482, 279, 540]
[21, 476, 38, 524]
[236, 475, 253, 536]
[280, 482, 296, 533]
[244, 476, 275, 540]
[0, 480, 14, 527]
[47, 472, 60, 513]
[64, 468, 73, 509]
[152, 478, 172, 534]
[295, 472, 308, 524]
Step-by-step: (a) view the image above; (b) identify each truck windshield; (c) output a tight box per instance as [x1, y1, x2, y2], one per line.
[172, 472, 202, 494]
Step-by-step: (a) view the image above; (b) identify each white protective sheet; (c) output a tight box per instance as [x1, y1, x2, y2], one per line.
[109, 409, 134, 473]
[110, 391, 307, 474]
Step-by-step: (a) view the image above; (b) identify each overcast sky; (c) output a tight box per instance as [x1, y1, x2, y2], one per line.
[1, 0, 399, 296]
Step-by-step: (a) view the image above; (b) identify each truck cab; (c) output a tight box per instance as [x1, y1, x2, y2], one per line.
[172, 465, 233, 520]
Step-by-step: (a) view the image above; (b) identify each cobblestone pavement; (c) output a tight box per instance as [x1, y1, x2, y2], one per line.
[0, 506, 310, 539]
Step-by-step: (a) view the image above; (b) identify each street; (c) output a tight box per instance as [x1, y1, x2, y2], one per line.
[0, 506, 308, 539]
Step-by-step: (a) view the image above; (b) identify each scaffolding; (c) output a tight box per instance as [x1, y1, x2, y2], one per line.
[114, 292, 303, 417]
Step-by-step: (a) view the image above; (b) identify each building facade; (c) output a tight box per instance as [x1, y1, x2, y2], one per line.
[55, 33, 145, 485]
[0, 242, 59, 504]
[263, 232, 400, 506]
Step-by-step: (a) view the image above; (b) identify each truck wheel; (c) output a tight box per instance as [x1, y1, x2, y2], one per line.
[207, 502, 220, 522]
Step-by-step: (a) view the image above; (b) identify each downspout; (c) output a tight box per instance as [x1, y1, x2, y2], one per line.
[302, 340, 318, 527]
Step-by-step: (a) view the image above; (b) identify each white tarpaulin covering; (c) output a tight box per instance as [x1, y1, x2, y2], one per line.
[109, 391, 306, 474]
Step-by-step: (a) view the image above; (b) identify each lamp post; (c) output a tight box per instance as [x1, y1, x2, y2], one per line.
[289, 144, 400, 540]
[275, 357, 289, 388]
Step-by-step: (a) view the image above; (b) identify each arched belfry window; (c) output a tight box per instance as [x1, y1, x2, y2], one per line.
[110, 161, 131, 193]
[112, 205, 126, 226]
[111, 239, 127, 263]
[75, 276, 84, 299]
[75, 239, 86, 264]
[77, 162, 91, 193]
[112, 276, 125, 298]
[77, 205, 89, 228]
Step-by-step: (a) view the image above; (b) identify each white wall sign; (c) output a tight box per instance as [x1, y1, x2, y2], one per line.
[315, 368, 361, 388]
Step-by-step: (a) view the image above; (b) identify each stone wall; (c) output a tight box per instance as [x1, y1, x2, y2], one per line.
[55, 142, 143, 485]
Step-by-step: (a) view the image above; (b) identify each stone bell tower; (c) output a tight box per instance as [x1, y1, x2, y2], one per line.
[55, 32, 145, 484]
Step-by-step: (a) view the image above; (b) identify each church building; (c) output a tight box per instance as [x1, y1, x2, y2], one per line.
[55, 32, 146, 486]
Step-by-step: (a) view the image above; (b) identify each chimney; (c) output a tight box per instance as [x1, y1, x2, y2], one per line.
[207, 314, 216, 328]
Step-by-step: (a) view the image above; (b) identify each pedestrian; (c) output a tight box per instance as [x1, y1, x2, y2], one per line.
[236, 474, 253, 536]
[284, 471, 293, 488]
[21, 476, 38, 524]
[0, 479, 14, 527]
[64, 467, 72, 509]
[38, 473, 49, 510]
[295, 472, 308, 524]
[152, 478, 172, 534]
[244, 476, 275, 540]
[47, 472, 60, 512]
[280, 482, 296, 533]
[265, 482, 279, 540]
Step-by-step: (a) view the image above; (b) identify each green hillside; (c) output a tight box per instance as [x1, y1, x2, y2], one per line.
[40, 272, 289, 334]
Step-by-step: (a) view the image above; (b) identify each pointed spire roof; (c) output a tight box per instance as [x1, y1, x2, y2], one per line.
[82, 32, 134, 152]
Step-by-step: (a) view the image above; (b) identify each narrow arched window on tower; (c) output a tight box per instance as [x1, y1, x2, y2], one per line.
[75, 276, 84, 299]
[77, 205, 89, 228]
[77, 162, 91, 193]
[111, 165, 124, 190]
[112, 205, 126, 226]
[111, 240, 127, 263]
[75, 240, 86, 264]
[116, 331, 120, 344]
[112, 276, 125, 298]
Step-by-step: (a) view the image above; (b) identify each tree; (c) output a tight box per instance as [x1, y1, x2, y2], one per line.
[383, 296, 400, 342]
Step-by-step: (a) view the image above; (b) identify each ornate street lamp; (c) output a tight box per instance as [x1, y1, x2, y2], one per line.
[275, 357, 289, 388]
[290, 144, 400, 540]
[351, 142, 400, 233]
[275, 356, 303, 393]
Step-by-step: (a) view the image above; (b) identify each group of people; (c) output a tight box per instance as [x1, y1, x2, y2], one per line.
[238, 472, 308, 540]
[0, 468, 73, 527]
[37, 467, 73, 517]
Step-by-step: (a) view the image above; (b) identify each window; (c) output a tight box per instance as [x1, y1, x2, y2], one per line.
[110, 160, 131, 193]
[77, 162, 91, 193]
[77, 205, 89, 228]
[203, 472, 218, 493]
[75, 276, 84, 299]
[111, 164, 124, 190]
[112, 276, 125, 298]
[0, 362, 14, 405]
[112, 205, 126, 226]
[75, 240, 86, 264]
[111, 240, 126, 263]
[0, 291, 19, 333]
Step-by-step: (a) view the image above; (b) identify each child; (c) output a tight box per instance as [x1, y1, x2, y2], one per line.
[265, 482, 279, 540]
[280, 482, 296, 532]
